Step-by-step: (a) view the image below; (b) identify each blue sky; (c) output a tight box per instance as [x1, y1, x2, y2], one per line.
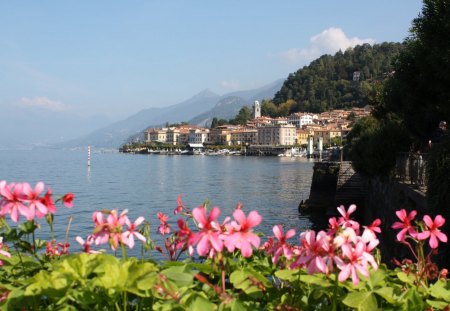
[0, 1, 422, 145]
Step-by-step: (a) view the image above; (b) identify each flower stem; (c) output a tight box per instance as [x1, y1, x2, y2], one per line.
[332, 271, 339, 311]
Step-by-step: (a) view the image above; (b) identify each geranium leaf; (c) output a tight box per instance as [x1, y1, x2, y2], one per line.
[343, 291, 378, 311]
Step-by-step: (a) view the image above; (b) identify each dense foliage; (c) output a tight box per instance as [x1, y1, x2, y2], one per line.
[272, 43, 404, 113]
[0, 181, 449, 310]
[426, 133, 450, 265]
[376, 0, 450, 142]
[347, 0, 450, 185]
[345, 115, 411, 179]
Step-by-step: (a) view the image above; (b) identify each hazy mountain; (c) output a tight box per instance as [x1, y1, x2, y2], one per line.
[189, 79, 284, 127]
[57, 79, 284, 148]
[56, 90, 220, 148]
[0, 106, 112, 150]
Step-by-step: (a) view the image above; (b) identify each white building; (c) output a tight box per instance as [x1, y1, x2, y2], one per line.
[288, 113, 316, 128]
[145, 128, 168, 143]
[188, 128, 210, 144]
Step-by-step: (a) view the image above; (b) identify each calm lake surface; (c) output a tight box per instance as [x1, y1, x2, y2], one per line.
[0, 149, 315, 257]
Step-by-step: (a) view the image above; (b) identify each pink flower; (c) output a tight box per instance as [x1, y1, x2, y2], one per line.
[91, 209, 130, 251]
[223, 209, 262, 257]
[337, 204, 360, 232]
[335, 241, 370, 285]
[192, 206, 223, 257]
[174, 194, 184, 215]
[0, 237, 11, 259]
[62, 193, 74, 208]
[105, 209, 129, 250]
[175, 219, 195, 256]
[0, 182, 31, 222]
[267, 225, 296, 263]
[157, 212, 170, 235]
[122, 216, 146, 248]
[416, 215, 447, 249]
[362, 218, 381, 242]
[22, 182, 48, 218]
[45, 240, 70, 257]
[292, 230, 334, 274]
[76, 235, 101, 254]
[40, 187, 56, 214]
[392, 209, 418, 242]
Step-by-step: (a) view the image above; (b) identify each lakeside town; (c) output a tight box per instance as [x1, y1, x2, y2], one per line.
[121, 101, 372, 156]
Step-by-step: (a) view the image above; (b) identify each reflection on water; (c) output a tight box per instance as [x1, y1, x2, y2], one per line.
[0, 149, 315, 258]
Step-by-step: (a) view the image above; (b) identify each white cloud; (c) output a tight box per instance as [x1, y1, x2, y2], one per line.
[221, 80, 240, 90]
[280, 27, 376, 65]
[18, 96, 70, 112]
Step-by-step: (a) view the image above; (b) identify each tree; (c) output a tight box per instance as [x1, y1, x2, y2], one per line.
[261, 100, 279, 118]
[381, 0, 450, 144]
[345, 115, 411, 179]
[229, 107, 252, 126]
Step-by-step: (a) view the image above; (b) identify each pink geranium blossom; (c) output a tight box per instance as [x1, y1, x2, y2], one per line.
[267, 225, 296, 264]
[62, 193, 74, 208]
[157, 212, 171, 235]
[362, 218, 381, 242]
[192, 206, 223, 257]
[0, 237, 11, 260]
[392, 209, 418, 242]
[76, 235, 101, 254]
[292, 230, 333, 274]
[416, 215, 447, 249]
[0, 182, 31, 222]
[335, 240, 370, 285]
[223, 209, 262, 258]
[122, 216, 146, 248]
[174, 195, 185, 215]
[337, 204, 360, 232]
[22, 182, 48, 218]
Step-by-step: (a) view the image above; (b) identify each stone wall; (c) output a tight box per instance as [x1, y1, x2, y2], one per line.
[364, 178, 429, 267]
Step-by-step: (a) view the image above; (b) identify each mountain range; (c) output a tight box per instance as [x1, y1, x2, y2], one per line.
[57, 79, 284, 148]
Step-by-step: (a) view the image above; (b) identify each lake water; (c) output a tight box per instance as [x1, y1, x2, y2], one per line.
[0, 149, 315, 258]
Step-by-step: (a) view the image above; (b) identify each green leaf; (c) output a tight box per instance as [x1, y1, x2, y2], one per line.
[426, 299, 450, 309]
[374, 286, 396, 304]
[429, 279, 450, 301]
[274, 269, 299, 282]
[402, 288, 425, 311]
[18, 221, 38, 234]
[230, 299, 248, 311]
[161, 265, 195, 287]
[396, 271, 414, 284]
[187, 294, 216, 311]
[300, 274, 332, 287]
[343, 291, 378, 311]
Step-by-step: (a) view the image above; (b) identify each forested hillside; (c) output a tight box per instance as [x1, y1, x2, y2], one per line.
[272, 42, 404, 113]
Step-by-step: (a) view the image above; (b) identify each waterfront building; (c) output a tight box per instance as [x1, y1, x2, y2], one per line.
[313, 128, 342, 146]
[166, 127, 180, 145]
[257, 124, 297, 146]
[178, 128, 191, 145]
[230, 128, 258, 145]
[145, 128, 168, 143]
[296, 129, 310, 145]
[189, 128, 210, 144]
[208, 125, 237, 145]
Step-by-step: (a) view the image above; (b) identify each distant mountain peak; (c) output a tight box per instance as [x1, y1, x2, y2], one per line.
[191, 89, 220, 100]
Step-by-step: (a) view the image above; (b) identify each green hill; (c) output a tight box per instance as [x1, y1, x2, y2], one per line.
[272, 42, 404, 113]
